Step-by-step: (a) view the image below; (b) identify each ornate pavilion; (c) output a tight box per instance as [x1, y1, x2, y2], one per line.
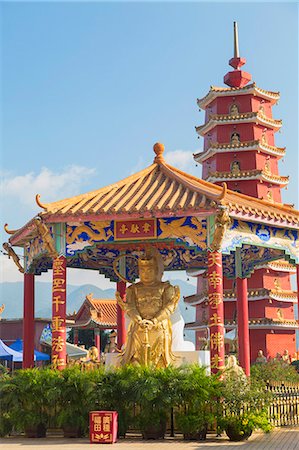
[4, 141, 299, 375]
[185, 22, 298, 361]
[67, 294, 117, 354]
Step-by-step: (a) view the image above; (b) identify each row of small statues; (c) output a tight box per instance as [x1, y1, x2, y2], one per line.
[255, 349, 296, 365]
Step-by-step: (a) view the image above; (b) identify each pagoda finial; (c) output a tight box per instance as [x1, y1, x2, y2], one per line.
[233, 21, 239, 58]
[224, 22, 251, 88]
[153, 142, 165, 164]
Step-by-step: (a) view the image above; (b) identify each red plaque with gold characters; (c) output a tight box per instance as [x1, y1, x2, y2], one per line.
[115, 218, 156, 240]
[89, 411, 118, 444]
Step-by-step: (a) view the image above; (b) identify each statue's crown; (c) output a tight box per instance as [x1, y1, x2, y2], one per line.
[138, 257, 155, 268]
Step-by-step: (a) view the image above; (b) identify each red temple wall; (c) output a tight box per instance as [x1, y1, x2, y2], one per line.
[266, 330, 296, 359]
[0, 319, 49, 351]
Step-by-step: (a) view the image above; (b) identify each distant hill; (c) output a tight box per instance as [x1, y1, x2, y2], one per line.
[0, 279, 196, 342]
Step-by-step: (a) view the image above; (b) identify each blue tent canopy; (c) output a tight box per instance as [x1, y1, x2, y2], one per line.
[10, 339, 50, 361]
[0, 339, 23, 362]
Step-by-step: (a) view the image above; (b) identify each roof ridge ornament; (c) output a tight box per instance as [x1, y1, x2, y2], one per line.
[153, 142, 165, 164]
[4, 223, 19, 235]
[36, 194, 47, 210]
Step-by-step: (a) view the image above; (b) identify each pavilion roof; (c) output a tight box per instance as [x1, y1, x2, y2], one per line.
[69, 294, 117, 328]
[6, 143, 299, 247]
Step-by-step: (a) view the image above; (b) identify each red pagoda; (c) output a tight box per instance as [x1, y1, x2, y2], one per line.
[186, 22, 297, 361]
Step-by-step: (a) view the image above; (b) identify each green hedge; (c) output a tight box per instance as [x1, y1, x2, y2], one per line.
[0, 365, 272, 438]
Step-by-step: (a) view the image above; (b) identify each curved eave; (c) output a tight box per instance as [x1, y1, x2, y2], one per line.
[184, 289, 297, 307]
[196, 113, 282, 137]
[206, 170, 289, 186]
[194, 141, 286, 164]
[257, 261, 296, 273]
[185, 320, 298, 331]
[69, 318, 117, 328]
[197, 83, 280, 109]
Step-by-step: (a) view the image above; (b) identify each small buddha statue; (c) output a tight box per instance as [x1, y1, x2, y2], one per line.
[116, 247, 180, 367]
[230, 104, 239, 115]
[255, 349, 267, 364]
[230, 132, 240, 145]
[231, 160, 241, 175]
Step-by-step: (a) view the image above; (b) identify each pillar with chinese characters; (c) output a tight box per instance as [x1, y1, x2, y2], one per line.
[116, 281, 126, 350]
[23, 273, 35, 368]
[207, 251, 225, 373]
[51, 255, 67, 370]
[74, 329, 79, 345]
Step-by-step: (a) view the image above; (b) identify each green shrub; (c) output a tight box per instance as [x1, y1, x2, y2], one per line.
[251, 360, 299, 383]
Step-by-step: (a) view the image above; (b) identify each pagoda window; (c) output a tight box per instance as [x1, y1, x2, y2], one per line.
[229, 103, 239, 115]
[230, 132, 240, 145]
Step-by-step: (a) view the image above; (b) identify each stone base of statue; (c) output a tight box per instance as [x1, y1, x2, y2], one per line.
[105, 350, 210, 372]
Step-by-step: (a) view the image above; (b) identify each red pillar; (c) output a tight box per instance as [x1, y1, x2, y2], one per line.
[73, 329, 79, 345]
[207, 251, 225, 374]
[236, 276, 250, 376]
[52, 256, 67, 370]
[116, 281, 126, 350]
[297, 265, 299, 308]
[94, 328, 101, 355]
[23, 273, 35, 368]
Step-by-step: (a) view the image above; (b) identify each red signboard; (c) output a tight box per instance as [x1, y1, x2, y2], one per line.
[89, 411, 118, 444]
[115, 219, 156, 241]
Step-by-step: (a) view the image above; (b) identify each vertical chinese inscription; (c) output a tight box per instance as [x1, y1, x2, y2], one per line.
[52, 255, 66, 370]
[207, 251, 225, 374]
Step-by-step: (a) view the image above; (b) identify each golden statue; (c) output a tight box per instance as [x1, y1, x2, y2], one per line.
[229, 103, 239, 115]
[116, 248, 180, 367]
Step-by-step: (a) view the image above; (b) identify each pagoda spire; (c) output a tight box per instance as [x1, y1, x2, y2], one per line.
[233, 21, 239, 58]
[224, 22, 251, 88]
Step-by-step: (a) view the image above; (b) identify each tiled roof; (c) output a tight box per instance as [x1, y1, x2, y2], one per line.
[184, 288, 297, 306]
[7, 143, 299, 247]
[196, 111, 282, 136]
[71, 295, 117, 327]
[207, 169, 289, 186]
[194, 140, 286, 163]
[197, 83, 280, 109]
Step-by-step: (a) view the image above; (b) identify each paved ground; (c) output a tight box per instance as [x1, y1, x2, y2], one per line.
[0, 428, 298, 450]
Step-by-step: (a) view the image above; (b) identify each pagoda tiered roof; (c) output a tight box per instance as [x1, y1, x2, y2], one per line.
[184, 288, 297, 306]
[197, 83, 280, 109]
[7, 143, 299, 247]
[206, 169, 289, 186]
[185, 318, 299, 331]
[196, 111, 282, 136]
[194, 140, 286, 163]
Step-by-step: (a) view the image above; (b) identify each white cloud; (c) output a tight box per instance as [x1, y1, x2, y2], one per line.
[1, 165, 96, 209]
[164, 149, 201, 176]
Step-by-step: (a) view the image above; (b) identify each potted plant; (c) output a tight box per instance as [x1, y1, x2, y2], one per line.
[0, 368, 59, 437]
[56, 366, 95, 437]
[175, 365, 217, 440]
[217, 374, 273, 441]
[133, 366, 179, 439]
[91, 365, 137, 438]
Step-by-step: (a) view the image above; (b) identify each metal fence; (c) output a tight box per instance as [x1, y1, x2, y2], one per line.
[267, 382, 299, 427]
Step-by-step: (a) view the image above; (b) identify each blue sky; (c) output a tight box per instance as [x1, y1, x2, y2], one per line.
[1, 1, 298, 286]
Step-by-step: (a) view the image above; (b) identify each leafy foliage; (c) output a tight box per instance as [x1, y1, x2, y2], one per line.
[251, 360, 299, 383]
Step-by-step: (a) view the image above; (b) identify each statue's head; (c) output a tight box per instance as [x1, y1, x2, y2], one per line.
[138, 247, 164, 285]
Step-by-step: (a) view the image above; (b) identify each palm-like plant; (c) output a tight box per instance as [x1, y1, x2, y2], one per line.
[56, 366, 97, 437]
[0, 368, 60, 436]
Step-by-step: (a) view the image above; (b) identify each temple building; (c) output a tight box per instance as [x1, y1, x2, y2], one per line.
[67, 294, 117, 354]
[185, 23, 297, 360]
